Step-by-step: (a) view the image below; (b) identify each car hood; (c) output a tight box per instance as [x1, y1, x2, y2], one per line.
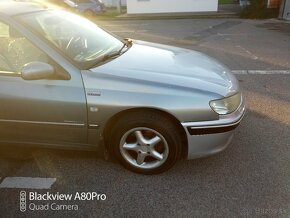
[90, 40, 239, 97]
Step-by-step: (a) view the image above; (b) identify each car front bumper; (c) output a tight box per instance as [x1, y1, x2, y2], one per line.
[182, 98, 246, 159]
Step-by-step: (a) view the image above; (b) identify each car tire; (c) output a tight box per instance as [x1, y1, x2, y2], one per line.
[84, 10, 94, 17]
[109, 111, 182, 174]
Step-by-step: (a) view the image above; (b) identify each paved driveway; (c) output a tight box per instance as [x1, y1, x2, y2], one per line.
[0, 18, 289, 217]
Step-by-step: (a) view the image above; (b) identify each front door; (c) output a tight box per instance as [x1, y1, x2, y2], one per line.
[0, 21, 87, 146]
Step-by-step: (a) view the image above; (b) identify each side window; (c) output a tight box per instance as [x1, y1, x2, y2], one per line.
[0, 56, 11, 72]
[0, 21, 70, 80]
[0, 21, 48, 73]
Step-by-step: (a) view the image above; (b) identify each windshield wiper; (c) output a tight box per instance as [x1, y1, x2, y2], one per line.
[90, 38, 133, 68]
[102, 38, 133, 62]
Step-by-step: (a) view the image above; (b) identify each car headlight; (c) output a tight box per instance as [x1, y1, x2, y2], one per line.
[210, 92, 242, 115]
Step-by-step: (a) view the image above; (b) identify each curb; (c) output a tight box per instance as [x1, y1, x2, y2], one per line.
[94, 13, 239, 21]
[117, 13, 239, 20]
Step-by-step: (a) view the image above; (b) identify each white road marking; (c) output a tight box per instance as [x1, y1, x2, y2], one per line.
[111, 30, 135, 33]
[236, 45, 259, 60]
[231, 70, 248, 74]
[231, 70, 290, 75]
[102, 24, 148, 27]
[0, 177, 56, 189]
[248, 70, 290, 74]
[111, 30, 147, 33]
[218, 33, 249, 36]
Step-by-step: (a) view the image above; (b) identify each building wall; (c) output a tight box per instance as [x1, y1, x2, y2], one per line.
[282, 0, 290, 19]
[127, 0, 218, 14]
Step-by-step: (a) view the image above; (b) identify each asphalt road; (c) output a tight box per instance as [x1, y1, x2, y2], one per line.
[0, 18, 289, 217]
[98, 18, 290, 70]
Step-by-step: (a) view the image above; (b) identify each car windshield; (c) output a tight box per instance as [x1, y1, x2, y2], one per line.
[17, 10, 124, 69]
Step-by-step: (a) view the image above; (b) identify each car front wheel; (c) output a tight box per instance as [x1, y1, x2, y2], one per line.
[109, 111, 182, 174]
[84, 10, 94, 17]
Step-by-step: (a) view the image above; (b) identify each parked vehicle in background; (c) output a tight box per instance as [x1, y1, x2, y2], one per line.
[7, 0, 66, 8]
[63, 0, 106, 16]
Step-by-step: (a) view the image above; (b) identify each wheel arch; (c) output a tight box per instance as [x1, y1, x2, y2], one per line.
[103, 107, 188, 159]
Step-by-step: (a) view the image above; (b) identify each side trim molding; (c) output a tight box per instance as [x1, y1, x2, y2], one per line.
[0, 119, 85, 127]
[187, 123, 240, 135]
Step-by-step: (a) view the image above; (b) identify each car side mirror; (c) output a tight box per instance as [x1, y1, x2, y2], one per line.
[21, 62, 54, 80]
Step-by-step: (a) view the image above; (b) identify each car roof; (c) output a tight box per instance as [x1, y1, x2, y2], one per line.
[0, 2, 46, 17]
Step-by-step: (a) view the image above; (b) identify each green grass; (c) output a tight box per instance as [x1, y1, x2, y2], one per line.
[98, 7, 126, 16]
[98, 8, 125, 17]
[219, 0, 236, 4]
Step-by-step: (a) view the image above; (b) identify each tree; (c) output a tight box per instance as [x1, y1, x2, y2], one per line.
[249, 0, 267, 9]
[240, 0, 279, 18]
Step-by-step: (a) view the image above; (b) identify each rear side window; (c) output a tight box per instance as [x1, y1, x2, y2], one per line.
[0, 22, 13, 72]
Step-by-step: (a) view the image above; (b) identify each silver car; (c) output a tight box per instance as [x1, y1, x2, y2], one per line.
[0, 2, 245, 174]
